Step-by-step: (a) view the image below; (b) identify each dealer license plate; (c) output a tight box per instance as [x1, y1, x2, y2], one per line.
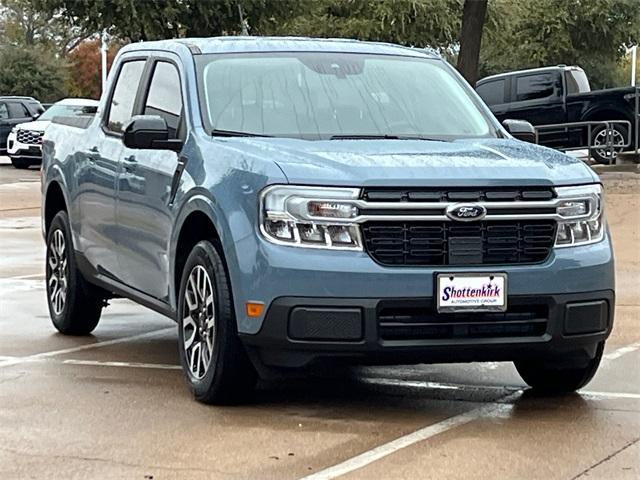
[437, 273, 507, 312]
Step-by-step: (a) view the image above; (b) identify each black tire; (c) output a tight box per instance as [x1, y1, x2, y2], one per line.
[514, 342, 604, 394]
[177, 240, 257, 405]
[590, 124, 628, 165]
[11, 158, 31, 169]
[46, 211, 103, 335]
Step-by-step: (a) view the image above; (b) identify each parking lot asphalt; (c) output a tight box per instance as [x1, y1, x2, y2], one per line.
[0, 158, 638, 480]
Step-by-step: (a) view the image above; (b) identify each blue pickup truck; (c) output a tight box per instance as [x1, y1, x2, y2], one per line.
[41, 37, 614, 404]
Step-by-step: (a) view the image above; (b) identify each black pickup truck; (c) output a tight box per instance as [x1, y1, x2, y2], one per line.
[476, 66, 636, 163]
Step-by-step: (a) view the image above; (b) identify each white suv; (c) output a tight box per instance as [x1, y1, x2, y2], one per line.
[8, 98, 98, 169]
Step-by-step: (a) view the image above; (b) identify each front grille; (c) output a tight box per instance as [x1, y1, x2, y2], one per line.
[363, 220, 556, 266]
[16, 129, 44, 145]
[363, 187, 554, 203]
[378, 303, 548, 341]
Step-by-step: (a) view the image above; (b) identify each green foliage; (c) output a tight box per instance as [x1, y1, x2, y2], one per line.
[2, 0, 640, 100]
[1, 0, 91, 54]
[35, 0, 305, 40]
[480, 0, 640, 88]
[0, 45, 68, 102]
[275, 0, 461, 49]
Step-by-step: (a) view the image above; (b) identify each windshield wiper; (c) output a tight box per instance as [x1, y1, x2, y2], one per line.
[330, 134, 399, 140]
[329, 134, 448, 141]
[211, 129, 272, 137]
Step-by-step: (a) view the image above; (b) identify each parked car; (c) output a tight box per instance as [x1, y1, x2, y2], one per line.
[476, 65, 636, 163]
[7, 98, 98, 169]
[42, 38, 614, 404]
[0, 96, 43, 156]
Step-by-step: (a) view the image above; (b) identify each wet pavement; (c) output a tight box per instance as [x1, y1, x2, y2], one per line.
[0, 158, 638, 479]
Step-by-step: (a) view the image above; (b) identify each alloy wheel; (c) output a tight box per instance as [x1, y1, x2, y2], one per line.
[182, 265, 216, 380]
[47, 229, 68, 316]
[593, 128, 625, 160]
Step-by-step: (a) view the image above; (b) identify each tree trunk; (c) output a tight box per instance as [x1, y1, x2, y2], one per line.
[457, 0, 488, 85]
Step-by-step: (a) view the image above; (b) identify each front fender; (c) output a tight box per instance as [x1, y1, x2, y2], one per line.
[170, 187, 256, 312]
[42, 164, 72, 237]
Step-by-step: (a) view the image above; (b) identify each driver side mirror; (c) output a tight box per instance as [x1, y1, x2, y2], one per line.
[123, 115, 182, 151]
[502, 119, 537, 144]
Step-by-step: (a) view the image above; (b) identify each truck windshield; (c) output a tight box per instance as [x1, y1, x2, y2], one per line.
[196, 52, 497, 140]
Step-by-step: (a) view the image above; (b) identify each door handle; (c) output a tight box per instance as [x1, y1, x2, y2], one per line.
[87, 146, 100, 163]
[123, 155, 137, 171]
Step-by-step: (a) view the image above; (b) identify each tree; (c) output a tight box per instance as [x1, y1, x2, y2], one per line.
[457, 0, 487, 84]
[480, 0, 640, 88]
[275, 0, 461, 51]
[35, 0, 306, 41]
[67, 39, 119, 99]
[0, 45, 68, 102]
[0, 0, 91, 55]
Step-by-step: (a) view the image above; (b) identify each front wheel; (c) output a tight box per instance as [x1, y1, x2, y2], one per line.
[177, 240, 257, 405]
[514, 342, 604, 394]
[46, 211, 103, 335]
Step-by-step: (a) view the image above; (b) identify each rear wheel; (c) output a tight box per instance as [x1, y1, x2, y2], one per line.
[514, 342, 604, 394]
[11, 158, 31, 169]
[46, 211, 103, 335]
[590, 124, 628, 164]
[177, 240, 257, 405]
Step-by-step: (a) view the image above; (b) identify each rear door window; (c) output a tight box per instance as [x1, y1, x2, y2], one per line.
[0, 103, 8, 119]
[515, 73, 557, 101]
[565, 70, 590, 94]
[143, 61, 183, 138]
[105, 60, 146, 133]
[8, 102, 30, 118]
[476, 79, 506, 106]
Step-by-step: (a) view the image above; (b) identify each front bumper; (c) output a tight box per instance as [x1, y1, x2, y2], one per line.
[7, 132, 42, 163]
[232, 230, 615, 368]
[241, 290, 613, 368]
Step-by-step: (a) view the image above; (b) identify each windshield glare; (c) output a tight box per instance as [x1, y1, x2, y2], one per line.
[40, 104, 97, 121]
[197, 53, 496, 140]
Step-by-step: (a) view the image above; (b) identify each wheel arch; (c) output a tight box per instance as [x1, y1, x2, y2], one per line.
[582, 107, 633, 123]
[44, 180, 68, 235]
[171, 194, 236, 313]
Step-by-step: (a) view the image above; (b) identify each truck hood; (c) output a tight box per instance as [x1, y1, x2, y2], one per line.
[15, 120, 50, 132]
[228, 137, 598, 186]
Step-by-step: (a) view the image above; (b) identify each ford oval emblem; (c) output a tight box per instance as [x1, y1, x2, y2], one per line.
[446, 203, 487, 222]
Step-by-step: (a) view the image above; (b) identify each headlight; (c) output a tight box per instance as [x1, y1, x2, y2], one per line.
[555, 184, 604, 247]
[260, 185, 362, 250]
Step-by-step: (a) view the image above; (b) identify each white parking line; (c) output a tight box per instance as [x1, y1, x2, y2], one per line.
[300, 340, 640, 480]
[301, 391, 521, 480]
[8, 273, 44, 280]
[603, 341, 640, 361]
[62, 359, 181, 370]
[360, 377, 507, 392]
[0, 327, 175, 368]
[581, 391, 640, 400]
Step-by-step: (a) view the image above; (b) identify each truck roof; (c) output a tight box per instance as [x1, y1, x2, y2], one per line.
[0, 95, 40, 102]
[477, 65, 585, 85]
[119, 36, 440, 59]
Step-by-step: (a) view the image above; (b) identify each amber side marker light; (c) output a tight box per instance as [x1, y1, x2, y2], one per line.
[246, 302, 265, 317]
